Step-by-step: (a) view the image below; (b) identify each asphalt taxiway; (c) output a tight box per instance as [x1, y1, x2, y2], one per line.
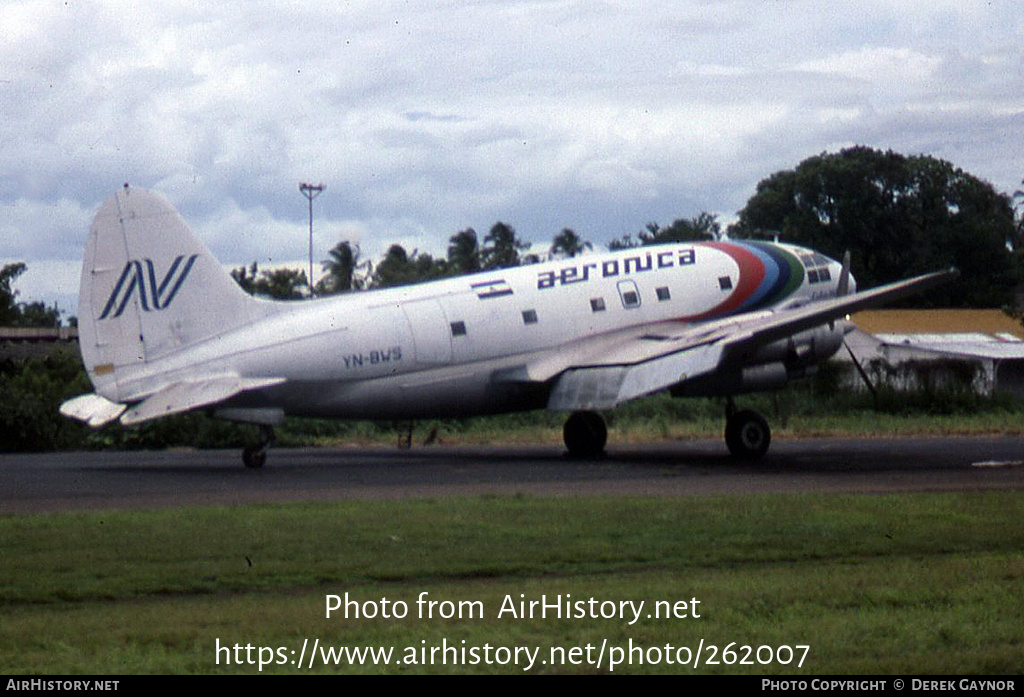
[3, 436, 1023, 513]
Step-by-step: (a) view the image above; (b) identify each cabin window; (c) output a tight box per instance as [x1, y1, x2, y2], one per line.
[450, 321, 467, 337]
[590, 298, 606, 312]
[522, 309, 538, 325]
[656, 286, 671, 301]
[617, 280, 641, 309]
[719, 276, 733, 290]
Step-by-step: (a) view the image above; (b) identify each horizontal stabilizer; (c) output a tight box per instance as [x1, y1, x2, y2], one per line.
[119, 376, 286, 426]
[60, 393, 127, 427]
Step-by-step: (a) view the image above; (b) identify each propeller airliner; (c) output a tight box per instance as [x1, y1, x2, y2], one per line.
[61, 186, 956, 467]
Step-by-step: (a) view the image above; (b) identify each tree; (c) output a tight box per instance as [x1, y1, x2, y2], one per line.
[319, 241, 368, 294]
[608, 233, 639, 250]
[731, 146, 1017, 307]
[230, 262, 259, 295]
[482, 222, 531, 270]
[16, 301, 61, 328]
[551, 228, 592, 259]
[1013, 177, 1024, 249]
[640, 214, 720, 244]
[446, 228, 481, 276]
[371, 244, 445, 288]
[608, 214, 720, 249]
[231, 262, 309, 300]
[255, 268, 309, 300]
[1, 263, 27, 325]
[0, 262, 61, 327]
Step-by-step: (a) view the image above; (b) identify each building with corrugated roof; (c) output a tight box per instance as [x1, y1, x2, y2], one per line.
[842, 310, 1024, 397]
[0, 327, 79, 360]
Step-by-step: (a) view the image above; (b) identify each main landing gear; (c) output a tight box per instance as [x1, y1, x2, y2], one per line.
[724, 399, 771, 460]
[561, 401, 772, 461]
[242, 425, 275, 469]
[563, 410, 607, 458]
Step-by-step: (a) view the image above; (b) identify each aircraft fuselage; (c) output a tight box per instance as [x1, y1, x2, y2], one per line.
[102, 240, 845, 422]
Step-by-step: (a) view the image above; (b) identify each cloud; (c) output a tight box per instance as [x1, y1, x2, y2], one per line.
[0, 198, 93, 261]
[1, 0, 1021, 316]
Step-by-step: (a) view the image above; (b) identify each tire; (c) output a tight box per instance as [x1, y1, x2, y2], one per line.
[563, 411, 608, 458]
[242, 445, 266, 469]
[725, 409, 771, 460]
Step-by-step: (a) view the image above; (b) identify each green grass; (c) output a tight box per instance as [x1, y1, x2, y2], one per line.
[310, 394, 1024, 448]
[2, 493, 1023, 674]
[277, 385, 1024, 449]
[9, 347, 1024, 451]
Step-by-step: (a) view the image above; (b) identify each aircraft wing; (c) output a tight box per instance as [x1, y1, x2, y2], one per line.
[61, 376, 286, 427]
[546, 267, 957, 411]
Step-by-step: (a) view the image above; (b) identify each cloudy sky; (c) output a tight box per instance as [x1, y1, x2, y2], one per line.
[2, 0, 1022, 317]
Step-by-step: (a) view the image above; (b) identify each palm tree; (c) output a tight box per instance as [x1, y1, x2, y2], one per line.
[446, 228, 481, 276]
[482, 222, 531, 269]
[551, 228, 592, 259]
[321, 241, 367, 294]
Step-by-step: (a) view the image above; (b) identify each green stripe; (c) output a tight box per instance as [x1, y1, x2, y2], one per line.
[749, 241, 805, 301]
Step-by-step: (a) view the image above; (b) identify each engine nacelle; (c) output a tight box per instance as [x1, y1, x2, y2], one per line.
[750, 322, 848, 370]
[671, 361, 790, 397]
[670, 321, 849, 398]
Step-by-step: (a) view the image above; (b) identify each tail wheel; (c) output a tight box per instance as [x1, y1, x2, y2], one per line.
[725, 409, 770, 460]
[563, 411, 607, 458]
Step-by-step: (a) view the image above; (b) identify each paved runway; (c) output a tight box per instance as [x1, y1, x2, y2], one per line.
[2, 436, 1023, 512]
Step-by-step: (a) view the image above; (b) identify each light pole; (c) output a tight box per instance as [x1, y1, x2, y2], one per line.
[299, 182, 324, 294]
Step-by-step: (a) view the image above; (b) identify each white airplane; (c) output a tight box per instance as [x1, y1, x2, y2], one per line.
[60, 186, 956, 467]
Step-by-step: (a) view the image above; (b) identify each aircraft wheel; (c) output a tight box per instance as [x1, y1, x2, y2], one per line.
[563, 411, 607, 458]
[242, 426, 274, 469]
[725, 409, 771, 460]
[242, 445, 266, 469]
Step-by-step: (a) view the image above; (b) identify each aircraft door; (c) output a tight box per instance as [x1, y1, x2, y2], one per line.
[617, 280, 642, 309]
[401, 299, 452, 364]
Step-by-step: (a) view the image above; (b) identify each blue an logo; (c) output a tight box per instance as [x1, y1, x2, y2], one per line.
[99, 255, 199, 320]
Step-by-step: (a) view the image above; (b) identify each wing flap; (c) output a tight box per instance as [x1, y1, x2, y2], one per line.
[119, 376, 286, 425]
[546, 365, 627, 412]
[548, 342, 723, 411]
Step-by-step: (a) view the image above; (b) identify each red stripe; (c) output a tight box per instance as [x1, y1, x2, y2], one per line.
[682, 242, 765, 322]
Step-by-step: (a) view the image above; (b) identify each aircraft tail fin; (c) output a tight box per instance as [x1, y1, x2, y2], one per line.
[77, 186, 267, 398]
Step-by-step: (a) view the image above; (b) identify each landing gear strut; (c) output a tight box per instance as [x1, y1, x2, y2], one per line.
[242, 425, 275, 469]
[563, 410, 607, 458]
[724, 399, 770, 460]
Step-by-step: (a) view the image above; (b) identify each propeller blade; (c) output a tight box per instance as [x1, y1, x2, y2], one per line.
[837, 250, 851, 296]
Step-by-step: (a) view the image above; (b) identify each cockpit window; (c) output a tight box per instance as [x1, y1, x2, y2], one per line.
[801, 252, 834, 285]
